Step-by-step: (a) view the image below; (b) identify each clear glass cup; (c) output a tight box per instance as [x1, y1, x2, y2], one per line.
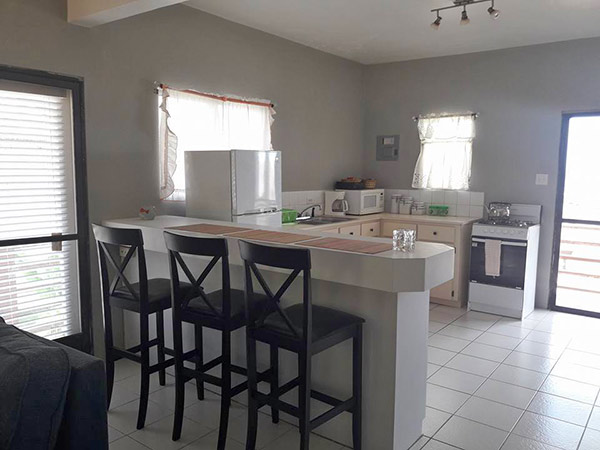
[393, 229, 416, 252]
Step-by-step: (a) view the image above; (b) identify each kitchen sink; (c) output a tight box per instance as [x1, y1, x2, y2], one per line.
[297, 216, 354, 225]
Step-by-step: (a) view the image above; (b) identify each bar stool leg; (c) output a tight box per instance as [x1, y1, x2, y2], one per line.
[352, 325, 363, 450]
[103, 304, 115, 409]
[137, 313, 151, 430]
[245, 336, 259, 450]
[270, 345, 279, 423]
[156, 310, 166, 386]
[172, 314, 185, 441]
[217, 330, 232, 450]
[298, 351, 312, 450]
[195, 324, 204, 400]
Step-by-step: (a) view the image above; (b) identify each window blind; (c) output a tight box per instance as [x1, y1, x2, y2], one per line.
[0, 86, 80, 340]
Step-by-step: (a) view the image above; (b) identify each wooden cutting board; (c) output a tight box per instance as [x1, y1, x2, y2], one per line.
[298, 237, 392, 254]
[229, 229, 316, 244]
[167, 223, 252, 235]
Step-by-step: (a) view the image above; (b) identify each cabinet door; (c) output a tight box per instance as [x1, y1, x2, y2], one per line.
[339, 224, 361, 236]
[381, 221, 417, 237]
[361, 221, 381, 237]
[431, 279, 454, 301]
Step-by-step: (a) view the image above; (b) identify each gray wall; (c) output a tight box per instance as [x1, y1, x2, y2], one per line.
[363, 37, 600, 307]
[0, 0, 363, 354]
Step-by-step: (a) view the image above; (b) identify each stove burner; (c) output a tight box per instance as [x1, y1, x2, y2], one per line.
[477, 218, 533, 228]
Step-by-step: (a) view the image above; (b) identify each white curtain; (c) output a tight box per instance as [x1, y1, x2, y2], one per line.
[412, 114, 475, 190]
[159, 88, 275, 201]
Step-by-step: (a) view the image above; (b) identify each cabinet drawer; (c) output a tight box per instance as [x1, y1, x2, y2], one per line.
[381, 221, 417, 238]
[361, 221, 381, 237]
[431, 280, 454, 301]
[418, 224, 455, 243]
[339, 224, 361, 236]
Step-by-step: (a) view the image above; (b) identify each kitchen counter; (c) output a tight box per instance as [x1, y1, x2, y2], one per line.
[105, 215, 455, 449]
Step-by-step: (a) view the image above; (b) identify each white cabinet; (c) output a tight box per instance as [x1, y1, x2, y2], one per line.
[361, 221, 381, 237]
[339, 224, 361, 236]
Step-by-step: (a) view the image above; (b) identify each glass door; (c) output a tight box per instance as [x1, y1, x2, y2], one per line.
[0, 66, 90, 350]
[551, 112, 600, 317]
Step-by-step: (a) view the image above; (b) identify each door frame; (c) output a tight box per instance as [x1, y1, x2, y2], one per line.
[549, 111, 600, 319]
[0, 65, 91, 351]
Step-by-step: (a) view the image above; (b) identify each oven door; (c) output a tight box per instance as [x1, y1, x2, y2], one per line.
[470, 237, 527, 289]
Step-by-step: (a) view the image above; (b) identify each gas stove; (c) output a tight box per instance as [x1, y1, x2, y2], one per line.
[477, 218, 534, 228]
[473, 204, 542, 241]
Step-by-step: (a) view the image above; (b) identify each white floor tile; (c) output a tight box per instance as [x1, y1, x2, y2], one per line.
[432, 306, 468, 318]
[456, 396, 524, 432]
[428, 346, 457, 366]
[110, 381, 142, 410]
[434, 415, 508, 450]
[504, 352, 556, 374]
[499, 317, 540, 330]
[560, 349, 600, 370]
[527, 392, 592, 426]
[490, 364, 548, 390]
[525, 330, 571, 348]
[181, 430, 245, 450]
[422, 439, 459, 449]
[475, 379, 536, 409]
[462, 342, 512, 362]
[446, 354, 499, 377]
[429, 321, 447, 333]
[452, 313, 499, 332]
[426, 383, 470, 414]
[568, 336, 600, 356]
[438, 324, 483, 341]
[512, 412, 584, 450]
[428, 367, 486, 394]
[112, 372, 170, 396]
[428, 363, 442, 378]
[260, 429, 344, 450]
[500, 433, 561, 450]
[149, 381, 201, 411]
[539, 376, 599, 405]
[183, 391, 246, 430]
[488, 324, 531, 339]
[227, 410, 292, 448]
[429, 334, 471, 352]
[579, 428, 600, 450]
[587, 406, 600, 431]
[109, 425, 125, 443]
[551, 362, 600, 386]
[109, 398, 173, 434]
[130, 415, 212, 450]
[475, 332, 522, 350]
[110, 436, 152, 450]
[514, 341, 564, 360]
[430, 310, 460, 324]
[423, 407, 452, 437]
[114, 360, 142, 382]
[409, 436, 430, 449]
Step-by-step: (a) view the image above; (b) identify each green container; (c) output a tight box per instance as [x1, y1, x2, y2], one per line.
[428, 205, 449, 216]
[281, 209, 298, 223]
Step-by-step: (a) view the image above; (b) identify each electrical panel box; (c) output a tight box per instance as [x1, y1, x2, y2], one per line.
[376, 135, 400, 161]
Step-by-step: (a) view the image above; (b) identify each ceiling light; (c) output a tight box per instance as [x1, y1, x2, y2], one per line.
[431, 14, 442, 30]
[460, 8, 470, 25]
[487, 1, 500, 19]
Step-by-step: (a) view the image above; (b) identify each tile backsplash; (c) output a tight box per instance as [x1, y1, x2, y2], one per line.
[283, 189, 485, 218]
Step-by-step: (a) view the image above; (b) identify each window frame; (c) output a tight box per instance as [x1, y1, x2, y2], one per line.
[0, 64, 91, 352]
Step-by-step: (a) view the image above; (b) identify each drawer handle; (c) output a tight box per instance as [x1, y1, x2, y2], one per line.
[370, 228, 374, 232]
[433, 231, 438, 236]
[350, 232, 354, 235]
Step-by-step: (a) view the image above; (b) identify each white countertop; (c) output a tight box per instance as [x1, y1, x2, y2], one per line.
[104, 215, 455, 293]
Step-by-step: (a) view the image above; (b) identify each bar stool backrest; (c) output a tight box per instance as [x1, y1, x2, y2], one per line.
[238, 240, 312, 343]
[92, 224, 149, 309]
[164, 232, 230, 318]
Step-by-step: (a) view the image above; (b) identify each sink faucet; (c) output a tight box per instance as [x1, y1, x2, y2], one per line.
[298, 204, 322, 219]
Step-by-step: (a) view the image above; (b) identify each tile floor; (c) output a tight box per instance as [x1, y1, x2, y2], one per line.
[108, 306, 600, 450]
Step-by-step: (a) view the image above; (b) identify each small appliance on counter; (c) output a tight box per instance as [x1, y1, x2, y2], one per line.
[324, 191, 349, 217]
[337, 188, 385, 215]
[468, 203, 542, 319]
[185, 149, 282, 226]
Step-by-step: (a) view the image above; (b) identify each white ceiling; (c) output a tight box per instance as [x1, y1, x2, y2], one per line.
[185, 0, 600, 64]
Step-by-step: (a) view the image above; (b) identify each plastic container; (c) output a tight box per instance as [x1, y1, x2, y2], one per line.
[428, 205, 449, 216]
[281, 209, 298, 224]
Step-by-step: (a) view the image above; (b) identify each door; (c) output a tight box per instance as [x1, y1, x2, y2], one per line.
[551, 112, 600, 317]
[0, 66, 90, 350]
[231, 150, 281, 215]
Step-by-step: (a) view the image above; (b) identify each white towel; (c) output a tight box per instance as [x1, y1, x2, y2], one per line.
[485, 239, 502, 277]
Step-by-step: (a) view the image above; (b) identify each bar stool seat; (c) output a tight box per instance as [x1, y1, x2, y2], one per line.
[262, 304, 364, 341]
[113, 278, 192, 313]
[186, 288, 270, 323]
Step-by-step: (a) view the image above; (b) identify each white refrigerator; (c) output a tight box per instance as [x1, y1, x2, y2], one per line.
[185, 150, 282, 226]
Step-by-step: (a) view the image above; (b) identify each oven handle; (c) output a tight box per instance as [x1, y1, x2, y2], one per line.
[472, 238, 527, 247]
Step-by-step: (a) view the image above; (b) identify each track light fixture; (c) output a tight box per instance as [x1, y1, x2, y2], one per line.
[430, 0, 501, 28]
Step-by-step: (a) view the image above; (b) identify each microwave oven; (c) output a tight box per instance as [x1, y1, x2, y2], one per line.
[338, 189, 385, 215]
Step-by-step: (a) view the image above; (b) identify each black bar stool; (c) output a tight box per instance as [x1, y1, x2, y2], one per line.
[164, 232, 276, 449]
[93, 224, 188, 430]
[238, 240, 364, 450]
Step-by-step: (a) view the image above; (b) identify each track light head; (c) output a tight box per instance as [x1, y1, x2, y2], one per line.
[460, 8, 470, 25]
[487, 6, 500, 18]
[431, 15, 442, 29]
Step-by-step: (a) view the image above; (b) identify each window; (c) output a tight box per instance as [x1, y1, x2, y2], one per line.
[158, 86, 274, 201]
[412, 114, 475, 190]
[0, 67, 90, 349]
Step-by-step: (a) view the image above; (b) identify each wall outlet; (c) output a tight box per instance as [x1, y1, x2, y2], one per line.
[535, 174, 549, 186]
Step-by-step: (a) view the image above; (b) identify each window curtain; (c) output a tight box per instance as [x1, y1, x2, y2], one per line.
[412, 114, 475, 190]
[159, 87, 275, 201]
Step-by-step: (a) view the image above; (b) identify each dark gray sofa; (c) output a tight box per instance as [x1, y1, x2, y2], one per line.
[0, 316, 108, 450]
